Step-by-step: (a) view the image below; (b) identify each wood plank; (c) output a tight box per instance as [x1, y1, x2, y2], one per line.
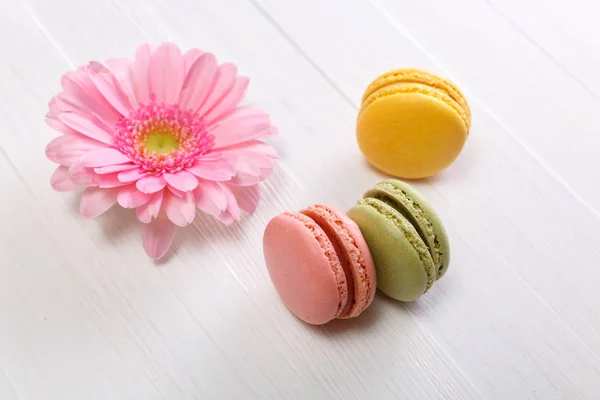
[490, 0, 600, 98]
[0, 368, 20, 400]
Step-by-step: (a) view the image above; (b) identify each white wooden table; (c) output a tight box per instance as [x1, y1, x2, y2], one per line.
[2, 0, 600, 398]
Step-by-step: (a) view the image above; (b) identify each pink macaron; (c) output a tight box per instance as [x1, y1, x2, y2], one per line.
[263, 204, 377, 325]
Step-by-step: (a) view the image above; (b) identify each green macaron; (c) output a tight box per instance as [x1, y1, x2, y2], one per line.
[347, 179, 450, 301]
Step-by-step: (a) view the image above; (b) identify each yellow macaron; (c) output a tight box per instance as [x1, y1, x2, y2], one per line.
[357, 69, 471, 179]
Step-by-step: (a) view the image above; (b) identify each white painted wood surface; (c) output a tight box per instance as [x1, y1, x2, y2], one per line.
[1, 0, 599, 398]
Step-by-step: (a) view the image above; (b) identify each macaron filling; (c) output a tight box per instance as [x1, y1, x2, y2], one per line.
[283, 211, 348, 317]
[301, 205, 372, 318]
[366, 183, 445, 278]
[358, 198, 435, 291]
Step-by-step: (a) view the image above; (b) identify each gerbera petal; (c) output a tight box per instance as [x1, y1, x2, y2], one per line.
[224, 138, 279, 156]
[80, 187, 119, 218]
[258, 167, 274, 181]
[137, 206, 152, 223]
[211, 118, 274, 149]
[46, 115, 79, 135]
[229, 171, 261, 186]
[150, 43, 185, 104]
[117, 185, 152, 208]
[167, 186, 185, 198]
[186, 159, 235, 181]
[214, 183, 240, 225]
[59, 113, 114, 145]
[164, 190, 196, 227]
[68, 163, 96, 186]
[133, 43, 154, 103]
[136, 174, 167, 194]
[117, 167, 147, 183]
[61, 65, 92, 90]
[142, 213, 175, 260]
[179, 53, 217, 112]
[183, 48, 205, 76]
[214, 140, 278, 186]
[80, 148, 131, 167]
[204, 77, 249, 124]
[239, 154, 274, 174]
[105, 58, 138, 109]
[211, 105, 269, 123]
[94, 163, 137, 175]
[215, 211, 235, 225]
[46, 135, 106, 166]
[148, 191, 164, 218]
[193, 180, 227, 216]
[50, 166, 79, 192]
[228, 184, 260, 213]
[164, 170, 199, 192]
[136, 190, 164, 223]
[196, 63, 237, 116]
[47, 96, 63, 117]
[60, 67, 122, 127]
[96, 173, 130, 188]
[134, 43, 154, 104]
[88, 61, 133, 117]
[207, 106, 273, 137]
[197, 152, 224, 161]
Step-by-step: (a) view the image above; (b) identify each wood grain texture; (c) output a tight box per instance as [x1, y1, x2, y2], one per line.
[1, 0, 599, 398]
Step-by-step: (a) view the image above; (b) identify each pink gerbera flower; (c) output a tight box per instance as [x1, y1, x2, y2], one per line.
[45, 43, 278, 260]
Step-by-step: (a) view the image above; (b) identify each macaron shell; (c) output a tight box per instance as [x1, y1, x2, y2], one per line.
[357, 92, 467, 179]
[361, 68, 471, 127]
[347, 199, 435, 302]
[360, 82, 469, 130]
[365, 179, 450, 279]
[263, 212, 347, 325]
[301, 205, 377, 318]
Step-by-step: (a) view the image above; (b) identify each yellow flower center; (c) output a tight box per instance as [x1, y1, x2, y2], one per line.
[114, 101, 215, 172]
[144, 131, 180, 155]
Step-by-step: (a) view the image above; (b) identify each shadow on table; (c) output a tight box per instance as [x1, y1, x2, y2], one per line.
[155, 211, 254, 265]
[355, 154, 449, 183]
[376, 288, 446, 319]
[376, 292, 421, 313]
[311, 288, 444, 337]
[69, 192, 140, 241]
[68, 190, 250, 264]
[311, 294, 386, 337]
